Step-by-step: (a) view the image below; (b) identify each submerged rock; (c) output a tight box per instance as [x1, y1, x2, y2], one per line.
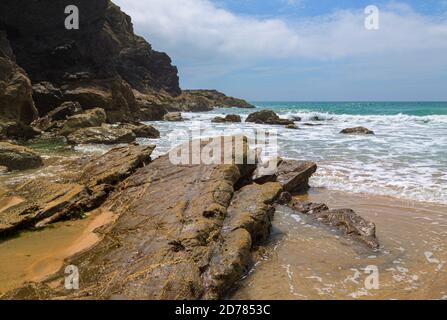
[246, 110, 293, 126]
[340, 127, 375, 135]
[211, 114, 242, 123]
[163, 112, 183, 122]
[67, 124, 136, 145]
[290, 199, 379, 249]
[286, 124, 299, 130]
[0, 142, 43, 171]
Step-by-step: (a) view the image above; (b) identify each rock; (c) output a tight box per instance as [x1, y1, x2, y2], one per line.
[0, 142, 43, 171]
[246, 110, 293, 125]
[253, 158, 317, 193]
[178, 90, 254, 110]
[119, 123, 160, 139]
[0, 144, 154, 235]
[0, 31, 38, 138]
[291, 116, 302, 122]
[61, 108, 107, 135]
[277, 191, 292, 205]
[163, 112, 183, 122]
[4, 137, 274, 300]
[47, 101, 82, 121]
[290, 199, 379, 249]
[286, 124, 298, 130]
[340, 127, 375, 135]
[67, 124, 136, 145]
[211, 114, 242, 123]
[31, 82, 64, 116]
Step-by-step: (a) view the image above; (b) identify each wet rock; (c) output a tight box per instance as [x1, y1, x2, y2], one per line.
[0, 144, 154, 235]
[67, 124, 136, 145]
[0, 142, 43, 171]
[277, 191, 292, 205]
[4, 137, 274, 300]
[253, 158, 317, 193]
[118, 123, 160, 139]
[290, 199, 379, 249]
[291, 116, 302, 122]
[211, 114, 242, 123]
[340, 127, 375, 135]
[286, 124, 298, 130]
[163, 112, 183, 122]
[61, 108, 107, 135]
[246, 110, 293, 125]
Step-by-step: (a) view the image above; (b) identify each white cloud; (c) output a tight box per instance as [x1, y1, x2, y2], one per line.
[114, 0, 447, 62]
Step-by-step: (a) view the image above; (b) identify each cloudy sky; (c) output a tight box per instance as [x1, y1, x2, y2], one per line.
[114, 0, 447, 101]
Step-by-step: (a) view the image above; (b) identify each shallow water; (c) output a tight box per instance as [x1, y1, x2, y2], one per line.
[232, 189, 447, 300]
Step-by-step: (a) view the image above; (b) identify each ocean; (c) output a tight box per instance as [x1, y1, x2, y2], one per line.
[80, 102, 447, 205]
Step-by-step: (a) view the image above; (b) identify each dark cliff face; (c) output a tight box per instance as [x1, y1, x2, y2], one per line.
[0, 0, 180, 120]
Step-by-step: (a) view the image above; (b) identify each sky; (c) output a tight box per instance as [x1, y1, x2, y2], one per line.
[114, 0, 447, 101]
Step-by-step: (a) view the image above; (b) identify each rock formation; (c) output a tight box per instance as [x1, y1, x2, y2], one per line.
[246, 110, 294, 126]
[340, 127, 375, 135]
[212, 115, 242, 123]
[0, 142, 43, 171]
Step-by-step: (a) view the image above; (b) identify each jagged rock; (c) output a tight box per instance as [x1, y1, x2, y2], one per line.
[61, 108, 107, 135]
[67, 124, 136, 145]
[212, 114, 242, 123]
[0, 0, 180, 119]
[0, 144, 154, 235]
[254, 158, 317, 193]
[0, 142, 43, 171]
[246, 110, 293, 125]
[340, 127, 375, 135]
[290, 199, 379, 249]
[0, 31, 38, 138]
[163, 112, 183, 122]
[119, 123, 160, 139]
[286, 124, 298, 129]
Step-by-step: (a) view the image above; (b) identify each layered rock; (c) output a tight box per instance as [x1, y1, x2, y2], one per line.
[0, 142, 43, 171]
[0, 0, 180, 121]
[176, 90, 254, 111]
[0, 144, 154, 236]
[67, 124, 136, 145]
[0, 32, 38, 139]
[246, 110, 293, 126]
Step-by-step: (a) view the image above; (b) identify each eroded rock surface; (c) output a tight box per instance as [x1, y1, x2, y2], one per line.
[340, 127, 375, 135]
[163, 112, 183, 122]
[67, 124, 136, 145]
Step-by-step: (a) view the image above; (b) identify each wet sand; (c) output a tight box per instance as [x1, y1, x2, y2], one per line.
[0, 208, 117, 295]
[232, 188, 447, 300]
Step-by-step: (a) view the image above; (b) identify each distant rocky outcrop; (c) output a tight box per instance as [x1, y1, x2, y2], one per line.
[212, 114, 242, 123]
[176, 90, 254, 111]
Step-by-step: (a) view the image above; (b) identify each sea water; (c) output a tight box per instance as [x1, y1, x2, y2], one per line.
[134, 101, 447, 205]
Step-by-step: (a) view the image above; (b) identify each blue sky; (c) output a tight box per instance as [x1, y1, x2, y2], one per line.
[115, 0, 447, 101]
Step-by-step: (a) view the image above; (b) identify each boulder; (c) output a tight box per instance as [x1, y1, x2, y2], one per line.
[253, 158, 317, 193]
[290, 199, 379, 249]
[119, 123, 160, 139]
[246, 110, 293, 125]
[286, 124, 298, 130]
[0, 144, 154, 235]
[211, 114, 242, 123]
[163, 112, 183, 122]
[340, 127, 375, 135]
[0, 31, 38, 138]
[0, 142, 43, 171]
[67, 124, 136, 145]
[61, 108, 107, 135]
